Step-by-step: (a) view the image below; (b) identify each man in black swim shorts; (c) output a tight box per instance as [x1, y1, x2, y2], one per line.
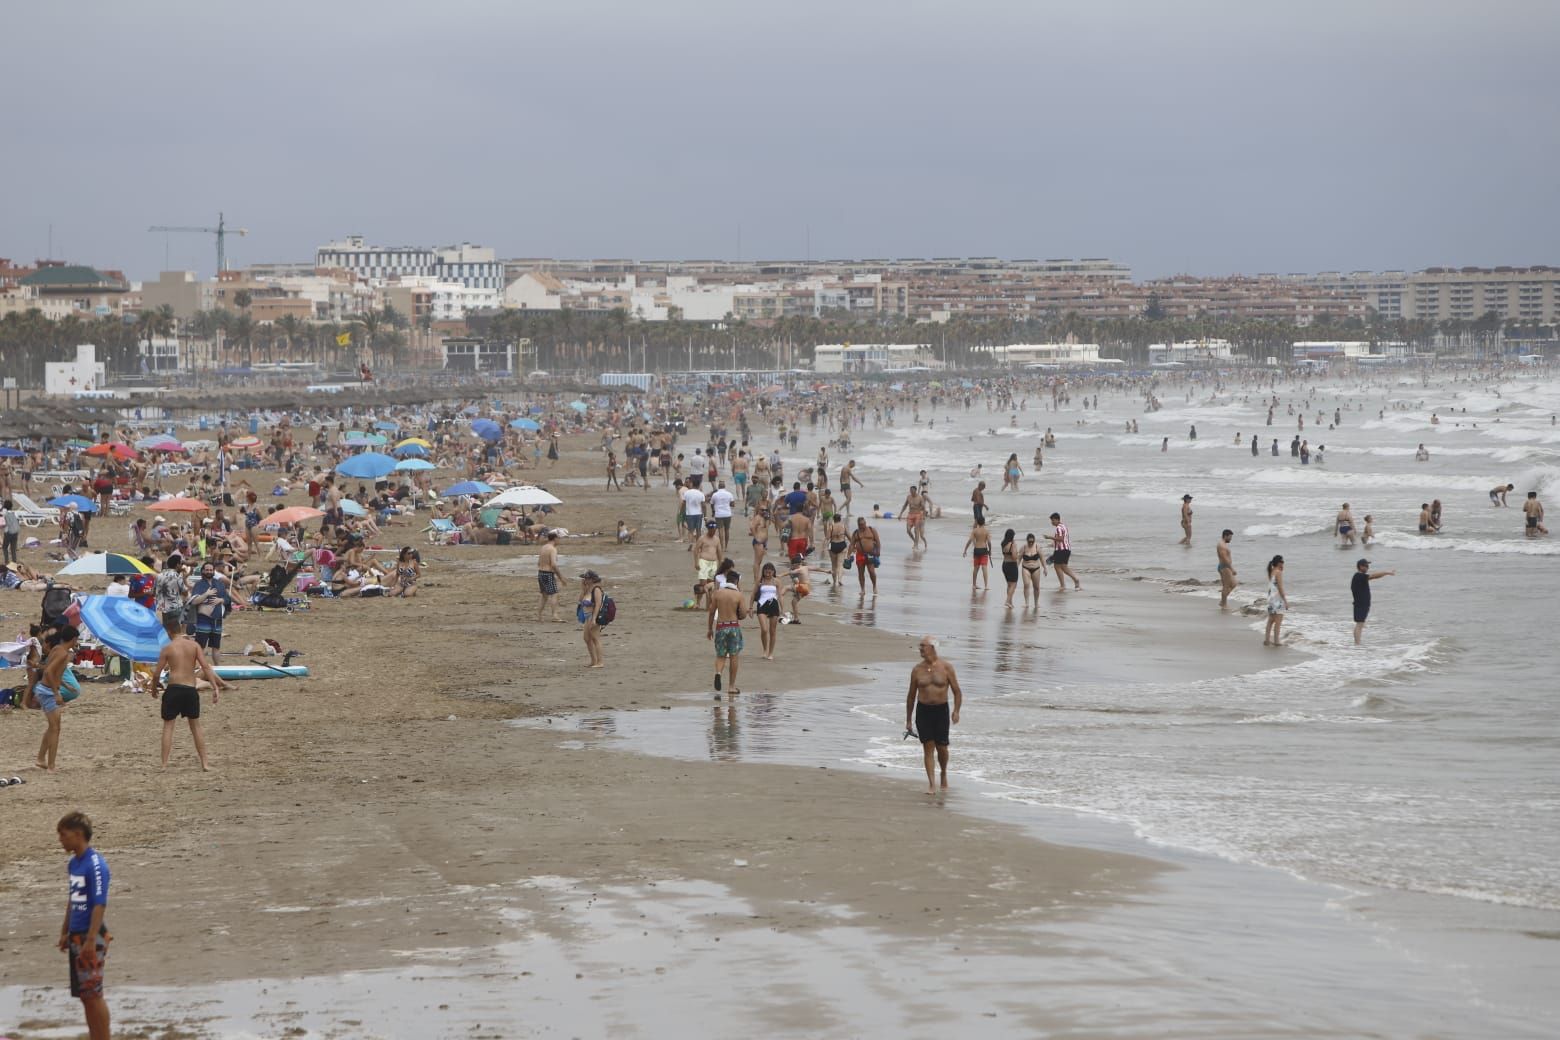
[905, 636, 963, 795]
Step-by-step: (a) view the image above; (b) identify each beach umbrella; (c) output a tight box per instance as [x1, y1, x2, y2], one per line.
[228, 435, 263, 450]
[395, 458, 435, 471]
[373, 420, 400, 431]
[0, 445, 26, 458]
[392, 443, 428, 458]
[134, 435, 174, 450]
[66, 438, 94, 449]
[266, 506, 325, 526]
[485, 486, 562, 508]
[568, 401, 589, 413]
[84, 442, 138, 460]
[152, 497, 210, 513]
[57, 552, 154, 577]
[147, 439, 188, 453]
[395, 437, 432, 449]
[338, 499, 368, 517]
[509, 417, 541, 431]
[336, 452, 396, 479]
[48, 494, 98, 513]
[346, 432, 387, 446]
[77, 596, 168, 663]
[443, 480, 494, 497]
[470, 418, 502, 440]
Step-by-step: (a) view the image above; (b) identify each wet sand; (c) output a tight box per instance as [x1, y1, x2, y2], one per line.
[0, 440, 1163, 1038]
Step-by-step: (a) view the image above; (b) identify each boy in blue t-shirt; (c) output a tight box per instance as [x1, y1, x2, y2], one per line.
[58, 811, 111, 1039]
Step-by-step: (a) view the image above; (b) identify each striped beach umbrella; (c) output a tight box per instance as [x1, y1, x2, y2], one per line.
[78, 596, 169, 663]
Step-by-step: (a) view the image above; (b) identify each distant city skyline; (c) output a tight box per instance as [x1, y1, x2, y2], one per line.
[4, 1, 1558, 283]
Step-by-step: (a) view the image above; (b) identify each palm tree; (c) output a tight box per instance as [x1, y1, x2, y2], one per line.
[228, 312, 256, 368]
[275, 314, 303, 362]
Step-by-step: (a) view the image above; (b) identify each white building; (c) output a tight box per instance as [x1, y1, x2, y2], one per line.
[503, 272, 566, 311]
[1292, 341, 1412, 361]
[441, 338, 514, 373]
[386, 276, 500, 320]
[813, 343, 938, 374]
[980, 343, 1102, 366]
[45, 344, 108, 395]
[1148, 339, 1235, 365]
[316, 237, 503, 292]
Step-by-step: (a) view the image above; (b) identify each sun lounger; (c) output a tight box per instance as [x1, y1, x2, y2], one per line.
[423, 517, 459, 545]
[9, 492, 58, 528]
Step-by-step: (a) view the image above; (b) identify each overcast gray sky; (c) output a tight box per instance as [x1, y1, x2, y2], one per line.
[4, 0, 1557, 281]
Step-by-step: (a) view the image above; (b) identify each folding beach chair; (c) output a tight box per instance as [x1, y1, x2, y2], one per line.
[423, 517, 458, 545]
[8, 493, 58, 529]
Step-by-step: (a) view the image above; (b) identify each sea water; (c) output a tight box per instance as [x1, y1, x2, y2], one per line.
[566, 369, 1560, 1035]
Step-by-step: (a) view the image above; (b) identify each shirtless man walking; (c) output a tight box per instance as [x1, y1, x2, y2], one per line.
[905, 636, 963, 795]
[150, 618, 228, 770]
[1179, 495, 1194, 545]
[536, 531, 566, 621]
[900, 485, 927, 549]
[1216, 529, 1238, 608]
[838, 460, 864, 518]
[707, 570, 747, 698]
[849, 516, 881, 595]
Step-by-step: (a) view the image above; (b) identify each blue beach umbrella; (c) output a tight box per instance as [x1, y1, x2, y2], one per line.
[339, 499, 368, 517]
[336, 452, 396, 479]
[394, 458, 435, 471]
[443, 480, 494, 497]
[470, 419, 502, 441]
[373, 420, 400, 431]
[392, 443, 428, 458]
[0, 446, 27, 458]
[48, 494, 99, 513]
[78, 596, 169, 663]
[510, 417, 541, 431]
[568, 400, 589, 413]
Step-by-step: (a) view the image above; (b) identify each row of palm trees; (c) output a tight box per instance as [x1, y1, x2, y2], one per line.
[0, 302, 1545, 387]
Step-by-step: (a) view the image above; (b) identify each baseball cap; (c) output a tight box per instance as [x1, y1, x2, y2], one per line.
[1357, 558, 1370, 567]
[1182, 494, 1193, 501]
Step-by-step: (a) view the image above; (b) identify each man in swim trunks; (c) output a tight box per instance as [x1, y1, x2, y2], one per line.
[838, 459, 864, 518]
[849, 516, 881, 594]
[899, 485, 927, 549]
[730, 452, 749, 511]
[1489, 483, 1514, 507]
[962, 517, 992, 590]
[707, 570, 747, 697]
[1216, 529, 1237, 608]
[971, 481, 987, 525]
[905, 635, 962, 795]
[694, 521, 724, 595]
[1524, 491, 1548, 537]
[1417, 503, 1433, 534]
[151, 616, 228, 770]
[1049, 512, 1081, 591]
[536, 531, 566, 621]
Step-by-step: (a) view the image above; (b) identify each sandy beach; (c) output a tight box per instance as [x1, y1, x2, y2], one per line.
[1, 435, 1166, 1038]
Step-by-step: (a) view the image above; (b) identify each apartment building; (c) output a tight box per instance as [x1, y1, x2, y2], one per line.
[1282, 267, 1560, 323]
[316, 237, 504, 294]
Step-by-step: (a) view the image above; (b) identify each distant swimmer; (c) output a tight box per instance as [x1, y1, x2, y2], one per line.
[1489, 483, 1515, 507]
[905, 636, 963, 795]
[1179, 494, 1194, 545]
[1351, 558, 1395, 645]
[1263, 556, 1289, 647]
[1415, 444, 1430, 461]
[1418, 503, 1436, 535]
[1362, 514, 1375, 546]
[1524, 491, 1548, 537]
[1336, 503, 1356, 547]
[1216, 529, 1237, 608]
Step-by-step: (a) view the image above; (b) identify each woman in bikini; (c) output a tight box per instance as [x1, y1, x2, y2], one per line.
[748, 505, 770, 579]
[1020, 532, 1047, 606]
[392, 546, 421, 598]
[999, 528, 1021, 607]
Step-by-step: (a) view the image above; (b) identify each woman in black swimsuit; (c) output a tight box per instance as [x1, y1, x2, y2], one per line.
[1000, 529, 1021, 608]
[1020, 532, 1047, 607]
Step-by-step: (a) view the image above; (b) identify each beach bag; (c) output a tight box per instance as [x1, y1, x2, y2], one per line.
[596, 594, 616, 627]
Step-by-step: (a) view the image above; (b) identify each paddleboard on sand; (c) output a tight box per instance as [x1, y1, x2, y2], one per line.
[212, 664, 310, 680]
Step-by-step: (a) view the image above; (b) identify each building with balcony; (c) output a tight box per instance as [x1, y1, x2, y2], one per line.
[812, 343, 938, 373]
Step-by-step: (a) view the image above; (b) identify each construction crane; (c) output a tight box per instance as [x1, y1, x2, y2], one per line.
[147, 212, 248, 273]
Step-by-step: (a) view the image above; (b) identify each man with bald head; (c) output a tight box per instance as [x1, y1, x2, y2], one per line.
[905, 636, 963, 795]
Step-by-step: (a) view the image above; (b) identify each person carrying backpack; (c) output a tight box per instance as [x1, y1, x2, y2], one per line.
[578, 570, 610, 669]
